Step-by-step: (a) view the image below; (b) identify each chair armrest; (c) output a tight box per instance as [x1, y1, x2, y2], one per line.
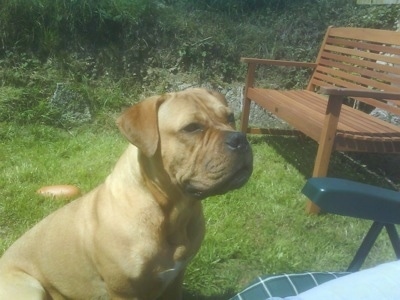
[241, 57, 316, 68]
[302, 177, 400, 224]
[320, 87, 400, 100]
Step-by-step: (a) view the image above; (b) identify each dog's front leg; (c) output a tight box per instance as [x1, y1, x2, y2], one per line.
[0, 272, 47, 300]
[157, 270, 185, 300]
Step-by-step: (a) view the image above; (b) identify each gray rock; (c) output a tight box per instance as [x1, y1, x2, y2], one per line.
[370, 107, 400, 126]
[50, 83, 92, 127]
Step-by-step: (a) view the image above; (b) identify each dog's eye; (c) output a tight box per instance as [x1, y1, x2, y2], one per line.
[182, 123, 204, 133]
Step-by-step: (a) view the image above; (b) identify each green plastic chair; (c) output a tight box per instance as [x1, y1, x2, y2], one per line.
[302, 177, 400, 272]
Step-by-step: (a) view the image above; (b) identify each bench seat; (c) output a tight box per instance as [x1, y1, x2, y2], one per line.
[248, 88, 400, 152]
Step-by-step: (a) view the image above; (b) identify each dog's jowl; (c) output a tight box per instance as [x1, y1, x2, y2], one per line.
[0, 88, 253, 300]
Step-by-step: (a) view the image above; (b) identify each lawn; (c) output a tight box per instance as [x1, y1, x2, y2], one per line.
[0, 122, 398, 299]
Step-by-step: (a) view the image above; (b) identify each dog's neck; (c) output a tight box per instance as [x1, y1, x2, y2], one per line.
[136, 149, 205, 248]
[108, 145, 204, 254]
[135, 147, 193, 211]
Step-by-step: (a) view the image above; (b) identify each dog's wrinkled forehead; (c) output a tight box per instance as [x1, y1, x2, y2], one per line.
[158, 88, 232, 128]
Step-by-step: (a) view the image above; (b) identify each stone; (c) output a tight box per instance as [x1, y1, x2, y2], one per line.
[370, 107, 400, 126]
[50, 83, 92, 127]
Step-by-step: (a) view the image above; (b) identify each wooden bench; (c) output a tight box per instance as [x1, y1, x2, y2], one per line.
[240, 26, 400, 214]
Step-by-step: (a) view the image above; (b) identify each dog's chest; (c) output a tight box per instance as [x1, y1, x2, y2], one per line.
[155, 243, 194, 288]
[153, 237, 199, 291]
[158, 260, 186, 287]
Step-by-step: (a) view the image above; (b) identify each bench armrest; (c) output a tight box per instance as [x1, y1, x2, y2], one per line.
[241, 57, 316, 68]
[320, 87, 400, 100]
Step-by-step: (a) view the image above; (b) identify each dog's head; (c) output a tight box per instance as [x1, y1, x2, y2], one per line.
[117, 88, 253, 200]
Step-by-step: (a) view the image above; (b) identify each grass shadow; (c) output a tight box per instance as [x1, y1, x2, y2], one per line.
[249, 134, 399, 190]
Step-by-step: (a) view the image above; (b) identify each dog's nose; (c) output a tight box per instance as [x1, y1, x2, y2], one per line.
[225, 132, 250, 152]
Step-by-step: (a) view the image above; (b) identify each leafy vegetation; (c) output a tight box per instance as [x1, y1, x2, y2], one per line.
[1, 0, 400, 125]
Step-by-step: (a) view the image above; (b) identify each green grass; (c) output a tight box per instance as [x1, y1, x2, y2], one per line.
[0, 123, 398, 299]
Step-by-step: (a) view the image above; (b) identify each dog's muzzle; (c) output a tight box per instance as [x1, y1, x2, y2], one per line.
[222, 131, 253, 189]
[184, 131, 253, 199]
[225, 131, 251, 153]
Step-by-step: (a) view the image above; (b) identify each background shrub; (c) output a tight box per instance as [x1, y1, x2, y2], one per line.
[0, 0, 399, 125]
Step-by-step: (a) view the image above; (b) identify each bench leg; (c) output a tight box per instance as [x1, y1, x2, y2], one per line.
[305, 200, 321, 214]
[240, 63, 256, 134]
[306, 139, 332, 214]
[240, 96, 251, 134]
[306, 95, 344, 214]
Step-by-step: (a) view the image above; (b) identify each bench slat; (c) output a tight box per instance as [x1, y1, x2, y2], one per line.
[311, 71, 369, 90]
[326, 37, 400, 56]
[315, 65, 396, 92]
[328, 27, 400, 46]
[248, 88, 324, 140]
[318, 57, 400, 86]
[320, 50, 400, 78]
[324, 43, 400, 65]
[286, 91, 400, 136]
[309, 78, 400, 113]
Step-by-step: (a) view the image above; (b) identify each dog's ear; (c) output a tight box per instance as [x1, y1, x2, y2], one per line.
[207, 90, 228, 106]
[117, 95, 165, 157]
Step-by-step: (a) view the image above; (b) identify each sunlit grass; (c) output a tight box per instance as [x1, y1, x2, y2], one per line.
[0, 123, 398, 299]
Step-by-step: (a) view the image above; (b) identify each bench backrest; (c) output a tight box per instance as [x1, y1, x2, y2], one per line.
[307, 26, 400, 115]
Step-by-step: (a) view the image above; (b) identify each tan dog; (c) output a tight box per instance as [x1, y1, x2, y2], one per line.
[0, 88, 253, 299]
